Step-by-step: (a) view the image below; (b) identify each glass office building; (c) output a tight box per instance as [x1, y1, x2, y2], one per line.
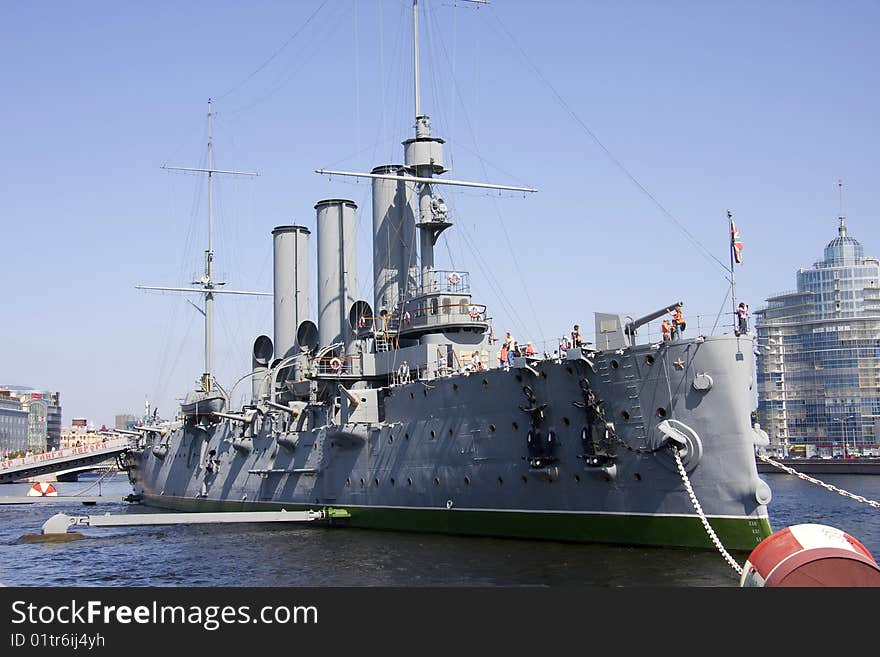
[755, 215, 880, 455]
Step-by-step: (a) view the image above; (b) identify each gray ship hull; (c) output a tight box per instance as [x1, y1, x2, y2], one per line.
[125, 333, 773, 550]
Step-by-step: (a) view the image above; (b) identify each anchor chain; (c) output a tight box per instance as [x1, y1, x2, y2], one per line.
[757, 454, 880, 509]
[576, 378, 668, 456]
[672, 447, 743, 577]
[521, 385, 556, 467]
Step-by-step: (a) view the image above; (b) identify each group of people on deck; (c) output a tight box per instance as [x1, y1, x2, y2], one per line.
[498, 331, 537, 369]
[661, 305, 686, 343]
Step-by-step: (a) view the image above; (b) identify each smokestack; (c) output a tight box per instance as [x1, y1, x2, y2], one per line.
[371, 165, 417, 315]
[316, 199, 357, 349]
[272, 225, 311, 360]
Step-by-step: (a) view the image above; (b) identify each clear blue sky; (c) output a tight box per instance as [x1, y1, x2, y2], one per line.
[2, 0, 878, 426]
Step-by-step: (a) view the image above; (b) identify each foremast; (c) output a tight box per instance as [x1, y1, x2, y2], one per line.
[138, 99, 268, 396]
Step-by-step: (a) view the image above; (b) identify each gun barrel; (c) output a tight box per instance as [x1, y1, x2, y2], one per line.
[625, 301, 683, 336]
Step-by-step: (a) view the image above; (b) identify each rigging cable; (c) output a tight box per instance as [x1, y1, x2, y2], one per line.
[217, 0, 331, 101]
[425, 2, 543, 340]
[486, 7, 731, 277]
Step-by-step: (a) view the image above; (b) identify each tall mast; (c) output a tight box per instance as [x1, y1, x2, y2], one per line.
[838, 178, 847, 237]
[137, 100, 267, 395]
[205, 99, 215, 392]
[728, 210, 737, 332]
[413, 0, 421, 119]
[315, 0, 535, 295]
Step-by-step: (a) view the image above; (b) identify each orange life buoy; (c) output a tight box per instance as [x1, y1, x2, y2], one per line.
[329, 357, 343, 372]
[358, 316, 367, 329]
[403, 311, 412, 324]
[468, 305, 481, 319]
[447, 272, 462, 286]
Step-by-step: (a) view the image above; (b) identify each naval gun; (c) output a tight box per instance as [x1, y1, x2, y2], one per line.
[624, 301, 683, 346]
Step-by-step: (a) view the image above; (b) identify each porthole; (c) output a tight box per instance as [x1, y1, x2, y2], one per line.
[448, 428, 453, 436]
[562, 417, 570, 426]
[497, 476, 504, 485]
[359, 478, 365, 487]
[634, 473, 642, 481]
[410, 393, 414, 399]
[388, 435, 394, 444]
[433, 477, 440, 486]
[390, 477, 396, 486]
[644, 355, 655, 365]
[407, 477, 413, 486]
[489, 424, 496, 432]
[464, 476, 471, 485]
[482, 379, 489, 388]
[374, 478, 379, 486]
[574, 474, 581, 483]
[405, 433, 410, 440]
[345, 478, 351, 486]
[656, 407, 667, 418]
[610, 360, 619, 369]
[423, 389, 428, 397]
[621, 410, 630, 421]
[430, 430, 436, 439]
[521, 475, 528, 484]
[453, 383, 459, 392]
[512, 421, 519, 431]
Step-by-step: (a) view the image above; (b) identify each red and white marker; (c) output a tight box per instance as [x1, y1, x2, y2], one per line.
[26, 481, 58, 497]
[741, 523, 880, 587]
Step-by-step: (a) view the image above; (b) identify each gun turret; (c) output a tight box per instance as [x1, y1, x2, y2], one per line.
[625, 301, 683, 345]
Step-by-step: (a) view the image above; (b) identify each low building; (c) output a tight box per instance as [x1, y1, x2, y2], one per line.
[115, 414, 138, 431]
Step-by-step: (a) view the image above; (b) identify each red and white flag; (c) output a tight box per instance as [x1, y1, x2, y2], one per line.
[731, 220, 744, 264]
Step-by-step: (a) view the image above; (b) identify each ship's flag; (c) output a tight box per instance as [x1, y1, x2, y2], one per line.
[731, 219, 744, 264]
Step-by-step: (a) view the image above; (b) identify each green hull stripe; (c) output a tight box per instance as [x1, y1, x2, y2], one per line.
[141, 495, 772, 551]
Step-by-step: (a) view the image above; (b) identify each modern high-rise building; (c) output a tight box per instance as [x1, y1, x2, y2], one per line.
[755, 196, 880, 456]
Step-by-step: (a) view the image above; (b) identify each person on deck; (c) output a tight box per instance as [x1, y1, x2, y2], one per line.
[661, 319, 672, 343]
[571, 324, 585, 349]
[736, 301, 750, 336]
[672, 305, 685, 339]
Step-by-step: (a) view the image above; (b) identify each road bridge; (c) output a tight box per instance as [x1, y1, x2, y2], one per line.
[0, 438, 132, 484]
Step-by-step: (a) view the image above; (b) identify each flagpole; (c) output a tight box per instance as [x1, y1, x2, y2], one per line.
[728, 210, 737, 333]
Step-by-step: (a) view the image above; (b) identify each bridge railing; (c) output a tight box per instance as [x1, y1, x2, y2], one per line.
[0, 438, 130, 472]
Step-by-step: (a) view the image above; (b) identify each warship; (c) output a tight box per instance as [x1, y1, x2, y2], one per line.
[123, 1, 774, 550]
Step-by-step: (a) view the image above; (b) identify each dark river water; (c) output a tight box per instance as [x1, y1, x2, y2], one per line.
[1, 472, 879, 587]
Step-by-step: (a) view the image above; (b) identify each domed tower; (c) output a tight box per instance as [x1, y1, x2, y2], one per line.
[756, 180, 880, 456]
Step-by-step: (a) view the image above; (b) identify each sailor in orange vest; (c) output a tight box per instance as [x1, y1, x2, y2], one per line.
[661, 318, 672, 343]
[672, 305, 685, 339]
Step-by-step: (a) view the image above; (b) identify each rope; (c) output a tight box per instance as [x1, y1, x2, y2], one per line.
[757, 454, 880, 509]
[486, 7, 731, 278]
[710, 286, 731, 336]
[70, 466, 118, 497]
[672, 449, 743, 577]
[217, 0, 330, 100]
